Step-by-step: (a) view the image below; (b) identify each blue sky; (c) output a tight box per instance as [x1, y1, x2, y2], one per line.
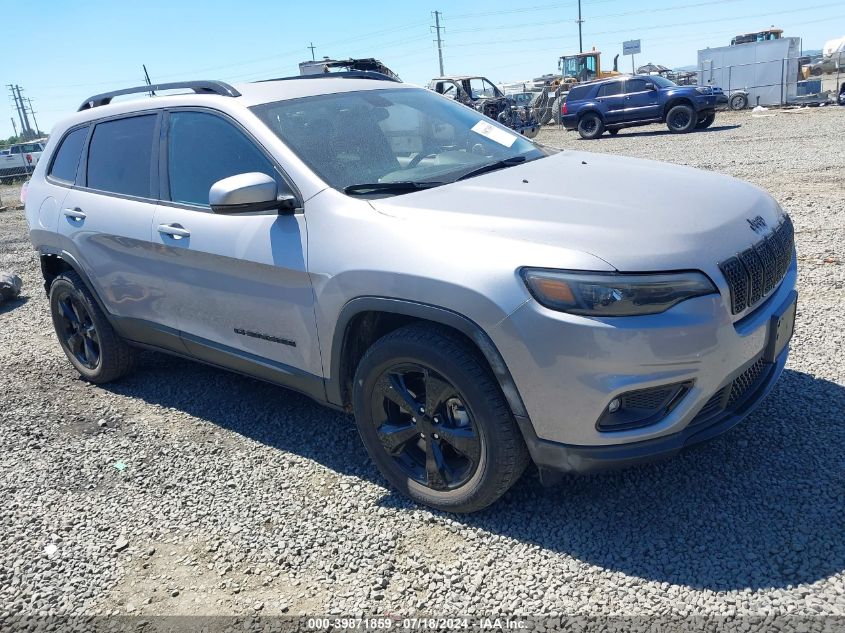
[3, 0, 842, 138]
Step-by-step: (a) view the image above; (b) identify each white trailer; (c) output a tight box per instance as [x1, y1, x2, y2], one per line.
[698, 37, 802, 107]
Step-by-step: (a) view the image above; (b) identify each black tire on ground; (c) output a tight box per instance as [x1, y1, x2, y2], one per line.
[49, 271, 138, 383]
[352, 323, 529, 513]
[666, 104, 697, 133]
[577, 112, 605, 139]
[696, 112, 716, 129]
[729, 93, 748, 111]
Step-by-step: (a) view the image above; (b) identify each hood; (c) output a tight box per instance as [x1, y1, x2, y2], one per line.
[370, 151, 784, 272]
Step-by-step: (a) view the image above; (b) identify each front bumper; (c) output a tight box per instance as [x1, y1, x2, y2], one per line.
[515, 343, 787, 477]
[492, 259, 797, 472]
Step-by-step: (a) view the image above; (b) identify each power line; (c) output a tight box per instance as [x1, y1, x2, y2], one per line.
[442, 1, 841, 51]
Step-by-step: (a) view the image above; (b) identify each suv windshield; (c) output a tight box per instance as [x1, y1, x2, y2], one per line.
[650, 76, 677, 89]
[251, 87, 545, 195]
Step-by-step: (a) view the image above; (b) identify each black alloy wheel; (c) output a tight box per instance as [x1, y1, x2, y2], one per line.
[55, 289, 101, 370]
[371, 363, 481, 491]
[49, 270, 138, 383]
[352, 323, 529, 512]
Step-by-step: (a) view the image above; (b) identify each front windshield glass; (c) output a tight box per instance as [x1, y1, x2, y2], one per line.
[250, 87, 545, 194]
[650, 76, 677, 88]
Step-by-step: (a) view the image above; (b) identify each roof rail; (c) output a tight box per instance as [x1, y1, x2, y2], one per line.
[78, 80, 241, 111]
[255, 71, 401, 84]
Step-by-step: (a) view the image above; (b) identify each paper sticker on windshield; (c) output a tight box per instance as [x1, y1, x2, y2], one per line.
[471, 121, 518, 147]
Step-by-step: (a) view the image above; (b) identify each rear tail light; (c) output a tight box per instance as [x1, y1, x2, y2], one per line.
[561, 102, 568, 116]
[25, 153, 33, 164]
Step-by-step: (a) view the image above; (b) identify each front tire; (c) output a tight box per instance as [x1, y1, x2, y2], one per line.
[577, 112, 604, 139]
[696, 112, 716, 129]
[352, 324, 529, 513]
[666, 104, 697, 133]
[49, 271, 138, 383]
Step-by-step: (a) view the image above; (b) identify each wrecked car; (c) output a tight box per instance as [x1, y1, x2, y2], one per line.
[427, 75, 540, 138]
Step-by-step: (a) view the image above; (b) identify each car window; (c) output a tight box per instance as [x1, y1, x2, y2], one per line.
[49, 127, 88, 183]
[597, 82, 623, 97]
[469, 78, 497, 99]
[251, 87, 544, 193]
[566, 85, 591, 101]
[167, 111, 285, 207]
[625, 79, 649, 93]
[87, 115, 156, 198]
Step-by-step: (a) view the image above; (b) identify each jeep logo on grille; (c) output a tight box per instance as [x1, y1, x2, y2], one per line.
[747, 215, 767, 234]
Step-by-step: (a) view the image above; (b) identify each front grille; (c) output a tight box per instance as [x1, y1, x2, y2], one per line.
[621, 388, 675, 411]
[719, 216, 794, 314]
[689, 357, 772, 428]
[727, 357, 767, 407]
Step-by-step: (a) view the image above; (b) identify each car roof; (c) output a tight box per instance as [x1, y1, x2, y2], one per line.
[57, 77, 417, 131]
[430, 76, 488, 81]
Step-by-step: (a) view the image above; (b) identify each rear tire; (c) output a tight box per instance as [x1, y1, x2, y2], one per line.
[352, 323, 529, 513]
[49, 271, 138, 383]
[666, 104, 697, 133]
[696, 112, 716, 129]
[577, 112, 604, 139]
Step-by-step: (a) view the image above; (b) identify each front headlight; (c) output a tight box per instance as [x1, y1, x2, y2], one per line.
[521, 269, 717, 316]
[695, 86, 713, 95]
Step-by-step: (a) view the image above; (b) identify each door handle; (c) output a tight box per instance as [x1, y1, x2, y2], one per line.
[63, 208, 86, 221]
[157, 223, 191, 239]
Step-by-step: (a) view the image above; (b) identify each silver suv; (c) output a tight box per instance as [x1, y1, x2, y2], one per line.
[26, 75, 797, 513]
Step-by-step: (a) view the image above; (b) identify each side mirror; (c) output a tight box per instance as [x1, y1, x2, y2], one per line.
[645, 83, 656, 91]
[209, 172, 296, 215]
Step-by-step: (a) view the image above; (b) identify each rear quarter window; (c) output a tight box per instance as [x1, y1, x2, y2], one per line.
[566, 86, 591, 102]
[49, 127, 89, 183]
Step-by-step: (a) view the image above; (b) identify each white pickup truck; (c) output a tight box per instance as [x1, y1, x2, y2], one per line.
[0, 141, 46, 182]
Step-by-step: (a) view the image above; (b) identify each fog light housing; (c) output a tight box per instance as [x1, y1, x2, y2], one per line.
[597, 381, 693, 432]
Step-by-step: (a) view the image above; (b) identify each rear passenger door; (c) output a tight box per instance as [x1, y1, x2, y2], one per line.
[57, 113, 170, 334]
[151, 109, 322, 383]
[595, 82, 626, 123]
[623, 78, 661, 120]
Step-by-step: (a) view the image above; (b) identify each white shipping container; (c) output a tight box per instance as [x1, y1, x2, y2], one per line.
[697, 37, 802, 106]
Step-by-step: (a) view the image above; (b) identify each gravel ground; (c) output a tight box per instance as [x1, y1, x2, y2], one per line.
[1, 106, 844, 624]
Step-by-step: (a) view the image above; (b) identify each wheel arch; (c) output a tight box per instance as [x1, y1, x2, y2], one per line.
[38, 248, 112, 322]
[577, 107, 605, 122]
[328, 297, 529, 420]
[662, 97, 695, 118]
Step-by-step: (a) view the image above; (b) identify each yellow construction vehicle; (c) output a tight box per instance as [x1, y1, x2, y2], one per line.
[558, 49, 621, 86]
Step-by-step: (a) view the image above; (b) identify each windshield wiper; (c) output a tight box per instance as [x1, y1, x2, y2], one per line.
[343, 181, 445, 195]
[455, 155, 529, 181]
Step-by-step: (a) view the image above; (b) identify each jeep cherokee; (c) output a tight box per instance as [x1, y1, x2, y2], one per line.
[26, 74, 796, 512]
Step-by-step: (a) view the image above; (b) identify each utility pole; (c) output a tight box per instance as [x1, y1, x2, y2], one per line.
[7, 85, 25, 139]
[432, 11, 445, 76]
[577, 0, 584, 53]
[25, 98, 40, 137]
[143, 64, 155, 97]
[10, 117, 18, 138]
[308, 42, 316, 61]
[15, 86, 33, 140]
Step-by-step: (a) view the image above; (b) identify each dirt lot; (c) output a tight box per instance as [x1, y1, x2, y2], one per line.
[1, 106, 844, 623]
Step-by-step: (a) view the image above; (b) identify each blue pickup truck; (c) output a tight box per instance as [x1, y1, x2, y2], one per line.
[561, 75, 724, 139]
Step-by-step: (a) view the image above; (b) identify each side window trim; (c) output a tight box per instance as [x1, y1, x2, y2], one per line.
[45, 124, 92, 187]
[78, 110, 162, 202]
[159, 106, 302, 212]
